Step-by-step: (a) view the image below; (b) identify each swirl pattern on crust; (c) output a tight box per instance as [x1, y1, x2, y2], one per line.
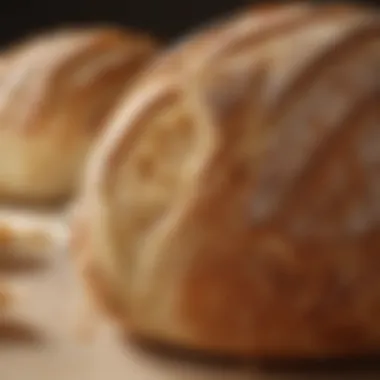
[0, 27, 158, 203]
[72, 3, 380, 357]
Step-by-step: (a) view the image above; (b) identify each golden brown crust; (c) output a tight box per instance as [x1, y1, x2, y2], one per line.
[0, 26, 159, 203]
[72, 3, 380, 358]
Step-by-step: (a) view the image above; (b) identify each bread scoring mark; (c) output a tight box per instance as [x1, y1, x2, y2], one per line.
[193, 64, 268, 195]
[96, 81, 179, 191]
[269, 21, 379, 121]
[143, 2, 313, 87]
[111, 102, 198, 317]
[85, 77, 176, 203]
[210, 2, 362, 67]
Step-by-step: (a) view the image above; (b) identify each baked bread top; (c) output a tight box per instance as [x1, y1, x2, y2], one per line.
[73, 3, 380, 358]
[0, 26, 158, 203]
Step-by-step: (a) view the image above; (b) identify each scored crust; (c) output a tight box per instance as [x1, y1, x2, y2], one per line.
[72, 3, 380, 358]
[0, 26, 159, 203]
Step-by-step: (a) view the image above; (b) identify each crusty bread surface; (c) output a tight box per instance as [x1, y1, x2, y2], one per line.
[72, 3, 380, 358]
[0, 26, 158, 203]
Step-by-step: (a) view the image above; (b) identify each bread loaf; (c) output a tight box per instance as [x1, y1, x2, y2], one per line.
[0, 26, 158, 204]
[71, 4, 380, 358]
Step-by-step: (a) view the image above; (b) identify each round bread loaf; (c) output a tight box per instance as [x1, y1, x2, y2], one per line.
[0, 27, 158, 204]
[71, 3, 380, 358]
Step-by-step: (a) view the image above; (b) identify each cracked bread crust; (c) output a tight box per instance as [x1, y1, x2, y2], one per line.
[0, 27, 158, 203]
[72, 3, 380, 358]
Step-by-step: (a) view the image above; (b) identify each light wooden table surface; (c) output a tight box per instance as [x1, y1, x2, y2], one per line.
[0, 227, 379, 380]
